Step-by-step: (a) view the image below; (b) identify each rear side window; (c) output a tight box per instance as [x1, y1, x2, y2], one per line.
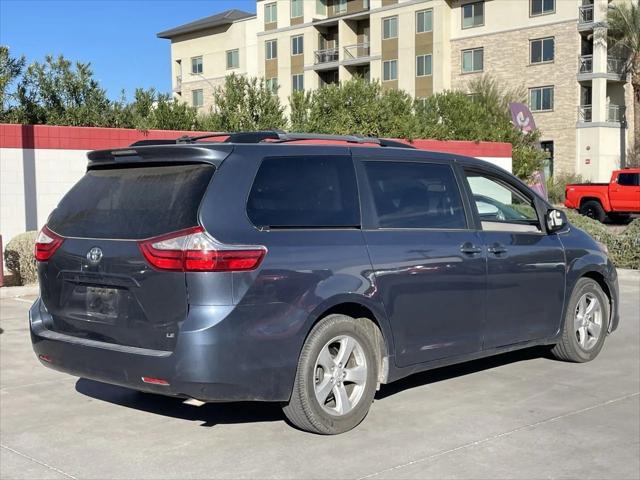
[618, 173, 639, 186]
[247, 156, 360, 228]
[48, 164, 214, 239]
[364, 161, 467, 229]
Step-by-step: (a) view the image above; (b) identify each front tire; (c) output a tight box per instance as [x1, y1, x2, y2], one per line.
[580, 200, 607, 223]
[283, 314, 379, 434]
[551, 278, 609, 363]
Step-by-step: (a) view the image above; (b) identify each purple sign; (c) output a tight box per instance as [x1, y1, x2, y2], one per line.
[509, 102, 536, 133]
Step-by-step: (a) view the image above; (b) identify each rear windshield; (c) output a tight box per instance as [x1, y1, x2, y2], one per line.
[48, 164, 215, 239]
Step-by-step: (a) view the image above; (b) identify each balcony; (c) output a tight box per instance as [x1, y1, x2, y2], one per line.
[578, 55, 593, 74]
[578, 5, 594, 27]
[608, 105, 626, 123]
[173, 75, 182, 93]
[578, 105, 626, 123]
[578, 105, 592, 122]
[607, 57, 627, 75]
[578, 55, 627, 80]
[314, 48, 339, 65]
[343, 43, 371, 65]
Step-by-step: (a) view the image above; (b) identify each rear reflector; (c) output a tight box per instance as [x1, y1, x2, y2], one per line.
[35, 226, 64, 261]
[138, 226, 266, 272]
[38, 354, 53, 363]
[141, 377, 170, 386]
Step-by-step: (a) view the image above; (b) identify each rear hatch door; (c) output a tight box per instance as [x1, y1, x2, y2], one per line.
[41, 163, 216, 351]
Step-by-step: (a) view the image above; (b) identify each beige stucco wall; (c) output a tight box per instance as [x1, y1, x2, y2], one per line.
[449, 0, 579, 40]
[169, 18, 258, 111]
[451, 20, 581, 175]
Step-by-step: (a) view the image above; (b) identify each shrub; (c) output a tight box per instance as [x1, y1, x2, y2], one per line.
[4, 231, 38, 285]
[565, 211, 640, 270]
[546, 173, 583, 205]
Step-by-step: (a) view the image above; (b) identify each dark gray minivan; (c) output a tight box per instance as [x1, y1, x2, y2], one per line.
[30, 133, 619, 434]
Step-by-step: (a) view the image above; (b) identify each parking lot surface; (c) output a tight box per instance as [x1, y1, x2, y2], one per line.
[1, 270, 639, 479]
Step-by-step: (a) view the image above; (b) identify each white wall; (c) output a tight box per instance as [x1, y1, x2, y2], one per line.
[1, 148, 88, 245]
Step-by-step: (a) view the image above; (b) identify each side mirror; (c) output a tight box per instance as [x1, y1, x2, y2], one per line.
[546, 209, 566, 233]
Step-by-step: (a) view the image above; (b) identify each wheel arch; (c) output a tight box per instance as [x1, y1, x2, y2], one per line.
[563, 267, 615, 335]
[580, 270, 614, 332]
[306, 295, 394, 385]
[579, 195, 611, 212]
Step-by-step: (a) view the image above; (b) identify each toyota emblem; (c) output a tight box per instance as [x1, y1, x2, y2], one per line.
[86, 247, 103, 264]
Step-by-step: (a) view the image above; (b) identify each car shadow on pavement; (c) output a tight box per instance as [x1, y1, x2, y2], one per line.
[375, 346, 551, 400]
[75, 346, 551, 426]
[75, 379, 285, 427]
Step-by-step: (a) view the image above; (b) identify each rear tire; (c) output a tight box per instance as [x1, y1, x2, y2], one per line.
[283, 314, 379, 435]
[551, 278, 609, 363]
[580, 200, 607, 223]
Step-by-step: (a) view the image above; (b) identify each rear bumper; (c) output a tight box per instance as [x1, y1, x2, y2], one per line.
[30, 298, 299, 402]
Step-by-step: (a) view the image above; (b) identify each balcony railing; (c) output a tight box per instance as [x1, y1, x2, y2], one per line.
[579, 5, 594, 24]
[578, 105, 626, 123]
[608, 105, 625, 123]
[314, 48, 339, 64]
[578, 105, 593, 122]
[578, 55, 627, 75]
[343, 43, 371, 60]
[607, 57, 626, 75]
[173, 75, 182, 93]
[579, 55, 593, 73]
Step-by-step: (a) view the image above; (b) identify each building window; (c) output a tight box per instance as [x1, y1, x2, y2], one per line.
[462, 1, 484, 29]
[226, 49, 239, 69]
[462, 47, 483, 73]
[364, 0, 370, 8]
[266, 40, 278, 60]
[265, 2, 277, 24]
[292, 73, 304, 92]
[530, 86, 554, 111]
[266, 77, 278, 93]
[335, 0, 347, 14]
[192, 89, 203, 107]
[416, 9, 433, 33]
[530, 37, 554, 64]
[191, 56, 203, 74]
[383, 16, 398, 39]
[383, 59, 397, 81]
[291, 0, 303, 18]
[292, 35, 304, 55]
[416, 54, 432, 76]
[531, 0, 555, 16]
[316, 0, 326, 15]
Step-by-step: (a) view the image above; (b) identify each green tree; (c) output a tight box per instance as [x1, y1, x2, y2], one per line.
[9, 55, 112, 126]
[291, 77, 414, 138]
[0, 45, 25, 115]
[201, 74, 286, 131]
[606, 1, 639, 152]
[121, 88, 198, 131]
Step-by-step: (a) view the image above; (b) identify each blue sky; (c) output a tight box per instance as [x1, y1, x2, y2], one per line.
[0, 0, 256, 99]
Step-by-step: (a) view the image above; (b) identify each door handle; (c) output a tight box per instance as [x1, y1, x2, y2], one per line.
[487, 243, 508, 255]
[460, 242, 483, 255]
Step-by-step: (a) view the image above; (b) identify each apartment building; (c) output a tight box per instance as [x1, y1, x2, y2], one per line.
[157, 0, 635, 181]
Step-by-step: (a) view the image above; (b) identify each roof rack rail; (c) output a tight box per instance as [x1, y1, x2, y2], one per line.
[128, 131, 415, 149]
[251, 131, 415, 149]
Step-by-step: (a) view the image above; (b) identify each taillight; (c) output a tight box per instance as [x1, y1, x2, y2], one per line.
[35, 226, 64, 261]
[138, 226, 266, 272]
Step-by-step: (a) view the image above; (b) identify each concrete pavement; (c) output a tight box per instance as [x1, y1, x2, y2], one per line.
[1, 271, 639, 479]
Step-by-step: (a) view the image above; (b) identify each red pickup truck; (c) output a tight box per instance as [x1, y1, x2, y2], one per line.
[565, 168, 640, 223]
